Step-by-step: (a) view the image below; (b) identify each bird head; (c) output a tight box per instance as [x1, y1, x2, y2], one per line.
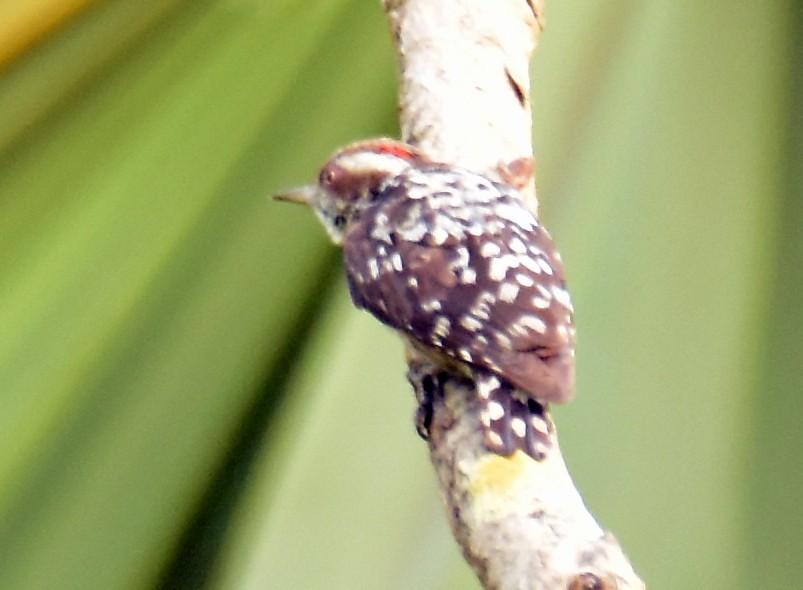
[273, 138, 428, 244]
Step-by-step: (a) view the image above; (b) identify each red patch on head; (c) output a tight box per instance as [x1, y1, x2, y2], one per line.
[376, 143, 415, 160]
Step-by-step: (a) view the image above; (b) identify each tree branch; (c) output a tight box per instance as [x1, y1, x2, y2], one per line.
[382, 1, 645, 588]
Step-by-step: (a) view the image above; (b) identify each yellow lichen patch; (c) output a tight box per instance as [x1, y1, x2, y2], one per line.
[470, 450, 532, 497]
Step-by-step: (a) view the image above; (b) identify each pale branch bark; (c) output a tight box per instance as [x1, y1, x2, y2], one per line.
[384, 0, 541, 211]
[382, 1, 645, 589]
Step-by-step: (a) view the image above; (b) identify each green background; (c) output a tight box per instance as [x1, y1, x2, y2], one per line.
[0, 1, 799, 588]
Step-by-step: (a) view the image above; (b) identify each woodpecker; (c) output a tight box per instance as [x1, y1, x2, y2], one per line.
[274, 139, 575, 460]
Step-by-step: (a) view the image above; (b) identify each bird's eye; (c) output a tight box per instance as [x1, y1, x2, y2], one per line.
[321, 168, 337, 186]
[333, 214, 347, 228]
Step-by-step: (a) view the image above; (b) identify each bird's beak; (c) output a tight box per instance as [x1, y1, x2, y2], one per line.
[272, 185, 318, 206]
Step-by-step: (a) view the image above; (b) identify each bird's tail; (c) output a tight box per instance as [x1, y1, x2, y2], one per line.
[475, 371, 552, 461]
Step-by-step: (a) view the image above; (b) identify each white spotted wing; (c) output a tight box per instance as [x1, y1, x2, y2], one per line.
[343, 167, 575, 403]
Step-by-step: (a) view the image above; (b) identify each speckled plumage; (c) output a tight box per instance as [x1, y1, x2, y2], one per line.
[344, 166, 574, 397]
[275, 139, 575, 460]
